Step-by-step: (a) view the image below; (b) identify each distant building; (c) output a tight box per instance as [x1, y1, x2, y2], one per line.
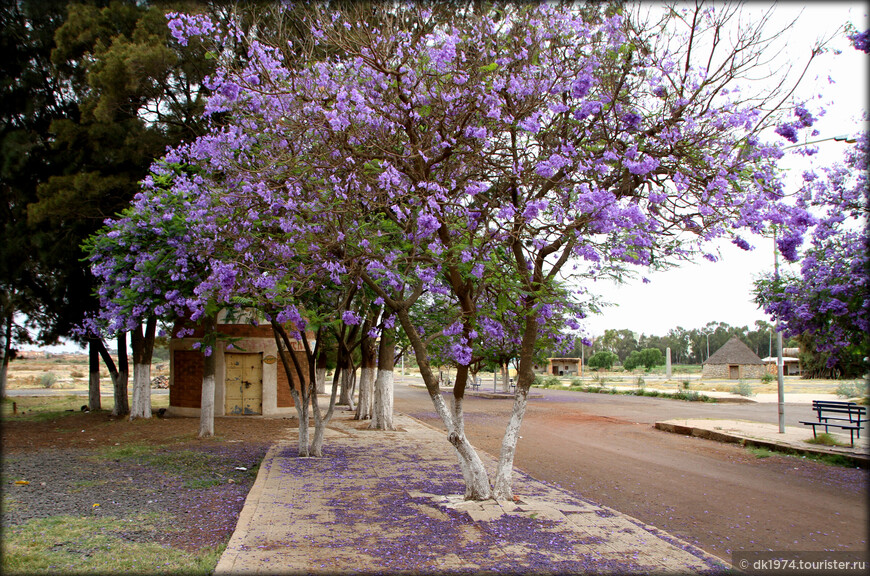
[701, 336, 766, 379]
[543, 358, 582, 377]
[762, 347, 801, 376]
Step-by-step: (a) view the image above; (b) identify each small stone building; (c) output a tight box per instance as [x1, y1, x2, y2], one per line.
[701, 336, 766, 379]
[168, 311, 310, 418]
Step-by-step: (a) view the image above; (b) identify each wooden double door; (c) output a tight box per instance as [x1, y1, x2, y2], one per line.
[225, 353, 263, 415]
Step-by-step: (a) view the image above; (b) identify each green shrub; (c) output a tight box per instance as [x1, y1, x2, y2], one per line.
[39, 373, 58, 389]
[636, 375, 645, 388]
[681, 380, 690, 390]
[623, 348, 665, 371]
[761, 372, 774, 384]
[570, 377, 584, 387]
[532, 374, 545, 388]
[587, 350, 618, 371]
[544, 375, 561, 388]
[834, 380, 867, 399]
[731, 381, 754, 397]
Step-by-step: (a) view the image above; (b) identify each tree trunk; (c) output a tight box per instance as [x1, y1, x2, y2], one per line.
[129, 317, 156, 420]
[355, 332, 376, 420]
[199, 315, 217, 437]
[271, 321, 311, 457]
[491, 313, 539, 501]
[112, 332, 129, 417]
[338, 355, 355, 409]
[200, 347, 216, 437]
[315, 350, 327, 394]
[370, 321, 395, 430]
[501, 363, 510, 392]
[310, 364, 341, 457]
[0, 310, 12, 399]
[88, 338, 101, 411]
[392, 306, 492, 500]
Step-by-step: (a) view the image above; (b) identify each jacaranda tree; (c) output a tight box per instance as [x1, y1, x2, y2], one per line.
[755, 127, 868, 378]
[137, 2, 825, 500]
[755, 28, 868, 379]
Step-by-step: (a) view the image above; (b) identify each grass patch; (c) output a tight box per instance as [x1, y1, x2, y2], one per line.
[805, 432, 850, 447]
[95, 444, 250, 489]
[1, 514, 222, 575]
[747, 446, 774, 458]
[744, 444, 860, 468]
[0, 395, 170, 421]
[564, 385, 715, 402]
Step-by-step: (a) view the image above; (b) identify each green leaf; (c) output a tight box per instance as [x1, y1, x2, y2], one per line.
[479, 62, 498, 73]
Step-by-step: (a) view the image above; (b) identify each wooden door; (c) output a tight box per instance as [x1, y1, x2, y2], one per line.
[225, 353, 263, 415]
[729, 365, 739, 379]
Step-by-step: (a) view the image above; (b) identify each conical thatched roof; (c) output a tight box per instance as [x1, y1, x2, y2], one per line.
[703, 336, 763, 365]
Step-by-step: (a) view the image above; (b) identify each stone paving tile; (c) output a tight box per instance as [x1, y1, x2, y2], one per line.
[216, 411, 727, 575]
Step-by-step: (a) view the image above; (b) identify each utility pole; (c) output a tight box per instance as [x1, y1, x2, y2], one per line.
[774, 227, 785, 434]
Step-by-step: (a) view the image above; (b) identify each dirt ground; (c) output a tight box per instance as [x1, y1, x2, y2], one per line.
[2, 407, 293, 555]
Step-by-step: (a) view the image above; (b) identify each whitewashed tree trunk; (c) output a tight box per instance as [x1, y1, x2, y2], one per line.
[501, 363, 510, 392]
[355, 367, 375, 420]
[199, 348, 216, 437]
[390, 306, 493, 500]
[370, 368, 394, 430]
[199, 316, 217, 437]
[130, 362, 152, 419]
[492, 387, 530, 500]
[310, 362, 341, 457]
[370, 322, 395, 430]
[490, 313, 540, 500]
[129, 318, 156, 420]
[433, 392, 492, 500]
[315, 367, 326, 394]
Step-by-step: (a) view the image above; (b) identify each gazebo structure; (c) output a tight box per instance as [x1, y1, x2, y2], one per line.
[701, 336, 766, 379]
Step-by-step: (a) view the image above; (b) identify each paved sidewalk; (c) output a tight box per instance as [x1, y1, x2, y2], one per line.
[216, 411, 725, 574]
[655, 419, 869, 467]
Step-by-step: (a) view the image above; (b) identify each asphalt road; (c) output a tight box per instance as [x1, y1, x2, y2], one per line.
[393, 381, 868, 563]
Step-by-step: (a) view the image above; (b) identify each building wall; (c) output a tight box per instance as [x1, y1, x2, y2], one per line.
[547, 358, 581, 376]
[702, 364, 767, 379]
[169, 327, 308, 418]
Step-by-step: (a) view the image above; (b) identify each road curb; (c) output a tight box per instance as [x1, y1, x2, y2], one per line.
[654, 421, 870, 468]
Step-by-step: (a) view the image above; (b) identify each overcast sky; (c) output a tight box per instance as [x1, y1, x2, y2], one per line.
[582, 2, 869, 338]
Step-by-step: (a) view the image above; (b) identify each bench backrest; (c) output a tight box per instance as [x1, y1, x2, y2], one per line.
[812, 400, 867, 421]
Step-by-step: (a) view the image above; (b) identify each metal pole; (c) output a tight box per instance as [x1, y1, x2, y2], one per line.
[774, 229, 785, 434]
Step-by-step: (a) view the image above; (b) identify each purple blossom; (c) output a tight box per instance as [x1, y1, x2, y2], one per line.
[850, 29, 870, 53]
[774, 124, 798, 143]
[342, 310, 361, 325]
[620, 112, 642, 131]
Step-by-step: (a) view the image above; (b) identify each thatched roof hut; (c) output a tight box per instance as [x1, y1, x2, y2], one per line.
[702, 336, 765, 379]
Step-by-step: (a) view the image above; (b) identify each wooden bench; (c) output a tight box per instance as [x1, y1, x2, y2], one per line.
[800, 400, 867, 447]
